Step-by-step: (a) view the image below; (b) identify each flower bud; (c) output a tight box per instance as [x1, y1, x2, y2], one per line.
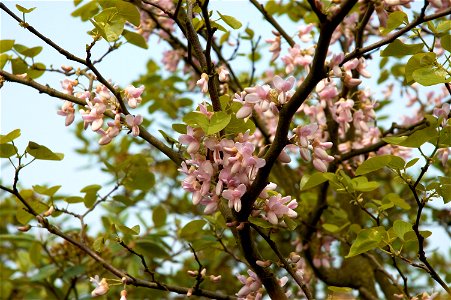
[43, 205, 54, 217]
[18, 225, 31, 232]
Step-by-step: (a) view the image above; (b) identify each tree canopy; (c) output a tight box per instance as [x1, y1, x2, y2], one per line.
[1, 0, 450, 299]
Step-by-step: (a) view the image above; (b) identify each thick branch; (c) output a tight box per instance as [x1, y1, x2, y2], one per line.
[237, 0, 359, 220]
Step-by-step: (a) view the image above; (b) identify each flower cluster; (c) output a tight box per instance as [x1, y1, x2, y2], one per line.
[293, 123, 334, 172]
[236, 270, 289, 300]
[179, 128, 265, 213]
[234, 75, 296, 119]
[178, 107, 299, 224]
[57, 75, 144, 145]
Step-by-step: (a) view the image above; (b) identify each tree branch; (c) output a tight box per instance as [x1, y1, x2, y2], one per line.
[0, 70, 183, 165]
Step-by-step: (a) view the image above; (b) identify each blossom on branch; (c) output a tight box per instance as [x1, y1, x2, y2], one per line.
[124, 85, 144, 108]
[90, 275, 109, 297]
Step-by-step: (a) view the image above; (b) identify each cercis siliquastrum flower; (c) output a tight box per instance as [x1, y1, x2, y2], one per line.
[56, 77, 145, 145]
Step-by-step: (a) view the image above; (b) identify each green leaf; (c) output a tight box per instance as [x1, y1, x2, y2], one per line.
[92, 236, 105, 252]
[179, 220, 206, 239]
[172, 123, 187, 134]
[0, 53, 9, 69]
[20, 46, 43, 58]
[380, 11, 407, 35]
[225, 115, 256, 134]
[283, 216, 298, 230]
[346, 226, 386, 258]
[26, 141, 64, 161]
[437, 20, 451, 33]
[300, 172, 332, 190]
[439, 34, 451, 52]
[135, 239, 169, 258]
[397, 126, 438, 148]
[122, 155, 155, 191]
[64, 196, 84, 204]
[80, 185, 101, 208]
[32, 185, 61, 197]
[382, 136, 408, 145]
[405, 52, 436, 84]
[384, 193, 411, 210]
[16, 4, 36, 13]
[405, 158, 420, 168]
[62, 265, 86, 280]
[183, 111, 209, 132]
[11, 58, 28, 74]
[92, 8, 126, 42]
[115, 223, 140, 235]
[355, 155, 393, 175]
[393, 220, 412, 240]
[207, 112, 231, 135]
[0, 129, 21, 144]
[0, 144, 17, 158]
[217, 11, 242, 29]
[27, 62, 46, 79]
[381, 39, 424, 57]
[0, 40, 14, 53]
[220, 31, 231, 45]
[209, 21, 228, 32]
[328, 286, 353, 293]
[412, 67, 450, 86]
[152, 205, 167, 228]
[122, 29, 148, 49]
[101, 0, 141, 26]
[80, 184, 102, 193]
[323, 223, 340, 233]
[438, 183, 451, 204]
[248, 216, 274, 228]
[387, 156, 405, 169]
[71, 1, 99, 21]
[354, 181, 381, 192]
[30, 265, 58, 281]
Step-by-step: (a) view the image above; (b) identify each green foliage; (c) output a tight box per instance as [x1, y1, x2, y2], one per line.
[380, 11, 408, 35]
[16, 4, 36, 14]
[217, 11, 242, 29]
[122, 29, 148, 49]
[90, 8, 126, 42]
[26, 141, 64, 161]
[346, 226, 386, 258]
[380, 39, 423, 57]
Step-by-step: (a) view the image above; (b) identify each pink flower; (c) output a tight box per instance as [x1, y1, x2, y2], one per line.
[196, 73, 209, 93]
[90, 275, 109, 297]
[125, 114, 143, 137]
[57, 101, 75, 126]
[218, 66, 230, 82]
[298, 23, 314, 42]
[162, 49, 183, 72]
[273, 75, 295, 105]
[124, 85, 144, 108]
[433, 103, 450, 126]
[222, 183, 246, 212]
[436, 148, 449, 167]
[61, 78, 78, 95]
[179, 126, 203, 154]
[236, 270, 262, 299]
[264, 194, 298, 225]
[120, 289, 127, 300]
[266, 31, 281, 61]
[80, 97, 107, 131]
